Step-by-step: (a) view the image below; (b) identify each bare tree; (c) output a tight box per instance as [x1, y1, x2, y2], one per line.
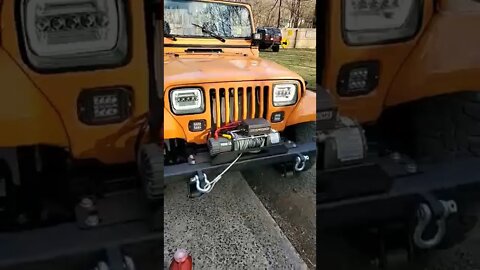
[231, 0, 315, 28]
[284, 0, 315, 27]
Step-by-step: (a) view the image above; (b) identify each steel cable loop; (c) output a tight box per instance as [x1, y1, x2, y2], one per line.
[194, 133, 268, 194]
[194, 153, 243, 193]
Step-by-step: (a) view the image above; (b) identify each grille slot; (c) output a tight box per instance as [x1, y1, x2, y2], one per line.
[210, 86, 269, 128]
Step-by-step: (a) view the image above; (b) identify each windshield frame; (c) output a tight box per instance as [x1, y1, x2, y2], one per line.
[164, 0, 255, 41]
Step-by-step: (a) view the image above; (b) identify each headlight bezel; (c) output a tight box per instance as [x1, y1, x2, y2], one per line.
[272, 82, 300, 107]
[16, 0, 131, 73]
[341, 0, 424, 46]
[169, 87, 206, 115]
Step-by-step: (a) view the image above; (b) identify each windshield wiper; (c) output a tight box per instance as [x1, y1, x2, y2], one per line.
[191, 23, 226, 43]
[164, 34, 177, 41]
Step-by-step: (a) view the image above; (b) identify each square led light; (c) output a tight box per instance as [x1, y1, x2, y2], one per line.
[343, 0, 423, 45]
[271, 112, 285, 123]
[170, 88, 205, 115]
[189, 120, 206, 132]
[337, 61, 379, 97]
[20, 0, 128, 71]
[273, 83, 298, 107]
[78, 87, 132, 125]
[93, 94, 120, 118]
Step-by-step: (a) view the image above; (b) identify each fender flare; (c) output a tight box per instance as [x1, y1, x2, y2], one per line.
[286, 90, 317, 126]
[0, 48, 69, 147]
[163, 108, 187, 140]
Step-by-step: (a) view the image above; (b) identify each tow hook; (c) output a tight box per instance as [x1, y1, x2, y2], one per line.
[188, 153, 243, 197]
[294, 154, 310, 172]
[412, 197, 458, 249]
[188, 171, 207, 198]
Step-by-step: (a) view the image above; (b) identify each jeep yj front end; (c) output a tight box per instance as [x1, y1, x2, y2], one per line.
[162, 0, 316, 196]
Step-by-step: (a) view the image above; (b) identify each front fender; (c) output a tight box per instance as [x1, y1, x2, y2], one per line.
[164, 108, 186, 140]
[286, 90, 317, 126]
[385, 6, 480, 106]
[0, 48, 69, 147]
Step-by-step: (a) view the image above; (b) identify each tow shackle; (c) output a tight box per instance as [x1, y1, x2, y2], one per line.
[413, 198, 458, 249]
[294, 154, 310, 172]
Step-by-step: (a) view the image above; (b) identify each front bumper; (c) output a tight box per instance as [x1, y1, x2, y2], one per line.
[164, 141, 316, 185]
[0, 190, 161, 268]
[317, 156, 480, 229]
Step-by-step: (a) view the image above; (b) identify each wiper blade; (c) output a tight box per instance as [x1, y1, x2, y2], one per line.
[164, 34, 177, 41]
[191, 23, 226, 43]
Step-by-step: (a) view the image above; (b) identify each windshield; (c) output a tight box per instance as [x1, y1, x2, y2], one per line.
[164, 0, 253, 39]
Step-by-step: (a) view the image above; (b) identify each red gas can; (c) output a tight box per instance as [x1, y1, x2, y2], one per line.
[169, 249, 193, 270]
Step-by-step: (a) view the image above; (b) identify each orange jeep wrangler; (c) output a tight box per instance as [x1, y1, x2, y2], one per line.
[316, 0, 480, 259]
[162, 0, 317, 196]
[0, 0, 162, 268]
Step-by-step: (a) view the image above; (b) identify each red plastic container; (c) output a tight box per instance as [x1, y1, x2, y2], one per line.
[169, 249, 193, 270]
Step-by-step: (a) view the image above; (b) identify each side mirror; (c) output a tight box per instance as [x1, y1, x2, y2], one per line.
[252, 33, 263, 46]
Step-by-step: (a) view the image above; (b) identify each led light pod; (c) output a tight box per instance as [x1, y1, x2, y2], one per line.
[77, 87, 132, 125]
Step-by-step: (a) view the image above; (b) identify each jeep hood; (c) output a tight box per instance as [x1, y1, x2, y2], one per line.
[164, 53, 305, 87]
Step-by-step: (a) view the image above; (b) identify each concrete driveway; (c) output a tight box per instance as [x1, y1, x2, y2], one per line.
[163, 171, 308, 269]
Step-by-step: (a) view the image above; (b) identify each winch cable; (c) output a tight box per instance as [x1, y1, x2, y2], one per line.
[196, 123, 269, 193]
[232, 133, 266, 151]
[195, 134, 266, 193]
[195, 152, 243, 193]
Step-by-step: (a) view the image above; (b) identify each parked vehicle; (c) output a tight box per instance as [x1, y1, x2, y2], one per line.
[256, 27, 283, 52]
[316, 0, 480, 264]
[163, 0, 316, 197]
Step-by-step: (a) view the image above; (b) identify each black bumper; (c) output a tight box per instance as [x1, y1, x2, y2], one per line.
[317, 156, 480, 229]
[164, 142, 317, 185]
[0, 190, 162, 268]
[0, 221, 162, 268]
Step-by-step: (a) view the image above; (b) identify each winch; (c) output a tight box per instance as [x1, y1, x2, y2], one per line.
[318, 116, 367, 169]
[207, 118, 280, 156]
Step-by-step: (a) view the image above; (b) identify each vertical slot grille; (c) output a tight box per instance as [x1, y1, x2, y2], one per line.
[210, 85, 269, 128]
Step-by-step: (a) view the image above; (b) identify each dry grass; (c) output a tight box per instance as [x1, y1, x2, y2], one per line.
[260, 49, 317, 90]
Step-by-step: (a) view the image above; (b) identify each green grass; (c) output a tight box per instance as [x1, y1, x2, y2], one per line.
[260, 49, 317, 90]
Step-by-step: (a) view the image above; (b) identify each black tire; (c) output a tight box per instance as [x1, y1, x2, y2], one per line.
[291, 121, 316, 172]
[412, 92, 480, 160]
[137, 143, 164, 231]
[272, 45, 280, 52]
[137, 143, 164, 201]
